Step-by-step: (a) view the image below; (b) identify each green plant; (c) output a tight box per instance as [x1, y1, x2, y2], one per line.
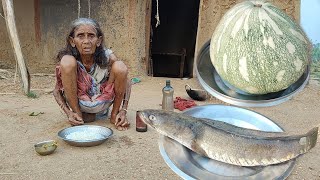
[312, 43, 320, 62]
[311, 61, 320, 80]
[310, 43, 320, 81]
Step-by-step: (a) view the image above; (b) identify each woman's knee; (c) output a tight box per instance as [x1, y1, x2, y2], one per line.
[111, 61, 128, 78]
[60, 55, 78, 73]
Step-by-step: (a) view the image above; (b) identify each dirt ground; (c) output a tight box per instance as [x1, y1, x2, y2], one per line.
[0, 69, 319, 180]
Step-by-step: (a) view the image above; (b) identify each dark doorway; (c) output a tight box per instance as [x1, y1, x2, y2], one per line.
[150, 0, 200, 78]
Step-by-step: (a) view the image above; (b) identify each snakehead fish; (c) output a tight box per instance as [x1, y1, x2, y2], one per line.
[137, 109, 318, 167]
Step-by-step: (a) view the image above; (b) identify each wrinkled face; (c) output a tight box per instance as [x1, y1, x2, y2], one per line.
[69, 24, 102, 56]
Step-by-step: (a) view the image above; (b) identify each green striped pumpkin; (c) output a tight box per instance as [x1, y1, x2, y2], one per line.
[209, 0, 311, 94]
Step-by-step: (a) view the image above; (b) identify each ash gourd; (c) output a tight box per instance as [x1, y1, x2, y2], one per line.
[210, 0, 311, 94]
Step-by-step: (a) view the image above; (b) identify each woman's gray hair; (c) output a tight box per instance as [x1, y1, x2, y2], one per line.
[56, 18, 109, 67]
[69, 18, 102, 37]
[70, 18, 101, 36]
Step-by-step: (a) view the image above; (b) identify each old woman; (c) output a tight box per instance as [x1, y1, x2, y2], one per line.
[53, 18, 131, 130]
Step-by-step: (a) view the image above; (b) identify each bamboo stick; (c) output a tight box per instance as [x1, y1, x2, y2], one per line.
[2, 0, 30, 94]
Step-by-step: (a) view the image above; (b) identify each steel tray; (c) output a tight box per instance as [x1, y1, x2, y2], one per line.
[58, 125, 113, 147]
[195, 41, 310, 107]
[158, 105, 295, 179]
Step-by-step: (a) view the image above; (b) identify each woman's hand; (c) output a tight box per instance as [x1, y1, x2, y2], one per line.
[53, 88, 84, 126]
[114, 109, 130, 130]
[67, 111, 84, 126]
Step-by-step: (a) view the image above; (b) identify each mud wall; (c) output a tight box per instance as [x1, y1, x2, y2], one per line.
[0, 0, 300, 77]
[0, 0, 35, 70]
[0, 0, 148, 76]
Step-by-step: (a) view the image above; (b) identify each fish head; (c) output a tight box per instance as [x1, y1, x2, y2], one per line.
[137, 109, 179, 133]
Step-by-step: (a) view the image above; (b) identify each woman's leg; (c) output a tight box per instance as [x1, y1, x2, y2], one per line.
[60, 56, 84, 125]
[108, 61, 129, 130]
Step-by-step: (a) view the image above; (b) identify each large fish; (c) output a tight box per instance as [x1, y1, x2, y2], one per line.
[137, 109, 318, 167]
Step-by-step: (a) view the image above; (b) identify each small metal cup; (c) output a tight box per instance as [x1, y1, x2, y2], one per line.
[34, 140, 57, 156]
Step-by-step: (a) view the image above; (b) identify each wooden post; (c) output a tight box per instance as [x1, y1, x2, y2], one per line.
[2, 0, 30, 94]
[145, 0, 152, 76]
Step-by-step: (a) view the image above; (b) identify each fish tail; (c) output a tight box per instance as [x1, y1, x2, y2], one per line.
[308, 127, 318, 150]
[301, 127, 318, 153]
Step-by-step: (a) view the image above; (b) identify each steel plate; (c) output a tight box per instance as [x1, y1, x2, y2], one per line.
[195, 41, 310, 107]
[58, 125, 113, 147]
[159, 105, 295, 180]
